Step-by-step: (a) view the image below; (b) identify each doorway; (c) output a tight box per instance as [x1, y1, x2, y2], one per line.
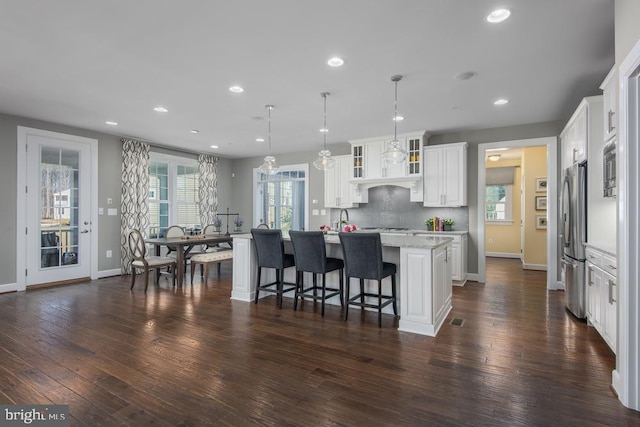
[477, 136, 559, 289]
[16, 127, 98, 290]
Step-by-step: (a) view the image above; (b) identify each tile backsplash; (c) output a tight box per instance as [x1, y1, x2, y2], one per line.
[331, 185, 469, 231]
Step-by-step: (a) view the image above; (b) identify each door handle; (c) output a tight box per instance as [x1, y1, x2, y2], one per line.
[81, 230, 90, 234]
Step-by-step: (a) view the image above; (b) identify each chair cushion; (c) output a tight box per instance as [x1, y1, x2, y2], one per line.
[326, 257, 344, 273]
[283, 253, 295, 269]
[382, 262, 397, 278]
[132, 256, 175, 268]
[190, 250, 234, 263]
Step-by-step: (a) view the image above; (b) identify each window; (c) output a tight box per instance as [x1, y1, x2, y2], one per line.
[254, 165, 308, 231]
[486, 185, 513, 221]
[148, 154, 200, 237]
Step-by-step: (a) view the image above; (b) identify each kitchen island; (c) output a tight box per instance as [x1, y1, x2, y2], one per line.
[232, 232, 453, 337]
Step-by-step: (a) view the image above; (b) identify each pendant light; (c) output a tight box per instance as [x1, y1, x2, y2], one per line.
[382, 74, 408, 164]
[258, 104, 279, 175]
[313, 92, 336, 170]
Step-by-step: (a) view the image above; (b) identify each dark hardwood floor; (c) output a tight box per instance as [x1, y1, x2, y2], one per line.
[1, 258, 638, 426]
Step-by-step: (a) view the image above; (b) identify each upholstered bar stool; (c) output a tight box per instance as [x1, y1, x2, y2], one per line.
[289, 231, 344, 316]
[250, 228, 296, 308]
[338, 232, 398, 327]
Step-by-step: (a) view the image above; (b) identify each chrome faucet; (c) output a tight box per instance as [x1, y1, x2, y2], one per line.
[339, 208, 349, 225]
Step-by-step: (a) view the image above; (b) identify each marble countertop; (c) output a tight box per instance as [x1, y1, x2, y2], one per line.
[233, 231, 453, 249]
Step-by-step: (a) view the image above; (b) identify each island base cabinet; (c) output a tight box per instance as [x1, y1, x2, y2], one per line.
[398, 244, 452, 336]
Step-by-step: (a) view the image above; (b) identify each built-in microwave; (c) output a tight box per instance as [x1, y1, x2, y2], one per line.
[603, 140, 616, 197]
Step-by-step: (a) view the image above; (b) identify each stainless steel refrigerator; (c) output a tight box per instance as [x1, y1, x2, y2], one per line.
[561, 162, 587, 318]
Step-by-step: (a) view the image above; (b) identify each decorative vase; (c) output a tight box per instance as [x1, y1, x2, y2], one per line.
[444, 224, 452, 231]
[214, 226, 221, 233]
[234, 226, 242, 232]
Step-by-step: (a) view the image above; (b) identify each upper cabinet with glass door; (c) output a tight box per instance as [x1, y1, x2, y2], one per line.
[348, 131, 427, 181]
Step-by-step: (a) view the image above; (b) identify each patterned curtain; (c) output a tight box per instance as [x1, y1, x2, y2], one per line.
[120, 139, 150, 274]
[198, 154, 219, 227]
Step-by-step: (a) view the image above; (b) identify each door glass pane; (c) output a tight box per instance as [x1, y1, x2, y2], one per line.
[40, 146, 80, 268]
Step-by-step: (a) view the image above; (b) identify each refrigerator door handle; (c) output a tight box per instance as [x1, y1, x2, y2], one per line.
[561, 257, 577, 267]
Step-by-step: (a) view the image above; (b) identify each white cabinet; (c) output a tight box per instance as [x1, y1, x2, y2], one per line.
[585, 246, 617, 353]
[600, 66, 618, 142]
[349, 132, 425, 180]
[450, 233, 468, 283]
[559, 96, 602, 169]
[423, 142, 467, 207]
[324, 155, 359, 208]
[399, 242, 452, 336]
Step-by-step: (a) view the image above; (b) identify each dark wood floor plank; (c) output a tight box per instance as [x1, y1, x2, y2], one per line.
[0, 259, 638, 426]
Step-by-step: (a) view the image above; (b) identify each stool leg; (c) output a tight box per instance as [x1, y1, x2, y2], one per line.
[345, 277, 350, 321]
[391, 274, 398, 315]
[203, 263, 209, 286]
[321, 273, 326, 316]
[360, 279, 365, 311]
[378, 280, 383, 328]
[339, 269, 344, 307]
[277, 269, 283, 308]
[255, 267, 262, 304]
[293, 271, 300, 311]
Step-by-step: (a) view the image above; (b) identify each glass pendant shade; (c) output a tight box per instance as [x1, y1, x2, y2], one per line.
[382, 75, 408, 164]
[313, 149, 336, 170]
[258, 105, 279, 175]
[314, 92, 336, 170]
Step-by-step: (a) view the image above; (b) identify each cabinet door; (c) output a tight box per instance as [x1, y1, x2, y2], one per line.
[451, 242, 461, 281]
[586, 263, 597, 322]
[432, 246, 447, 322]
[442, 145, 466, 206]
[592, 266, 603, 333]
[364, 140, 384, 179]
[603, 272, 617, 353]
[324, 164, 338, 208]
[423, 147, 443, 206]
[602, 68, 618, 141]
[336, 156, 352, 208]
[573, 103, 588, 164]
[352, 144, 364, 179]
[407, 137, 422, 176]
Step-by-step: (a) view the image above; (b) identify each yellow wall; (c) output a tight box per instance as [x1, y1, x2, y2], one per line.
[522, 146, 548, 266]
[485, 159, 521, 256]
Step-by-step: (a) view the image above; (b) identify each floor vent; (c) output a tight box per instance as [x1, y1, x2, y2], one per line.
[450, 318, 465, 327]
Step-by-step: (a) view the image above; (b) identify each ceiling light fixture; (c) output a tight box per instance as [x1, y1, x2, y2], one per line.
[313, 92, 336, 171]
[487, 9, 511, 23]
[494, 98, 509, 105]
[190, 129, 199, 134]
[393, 115, 404, 121]
[488, 154, 501, 162]
[382, 75, 408, 164]
[229, 86, 244, 93]
[256, 138, 264, 142]
[327, 57, 344, 67]
[258, 105, 279, 175]
[210, 145, 219, 149]
[105, 121, 118, 126]
[153, 106, 168, 113]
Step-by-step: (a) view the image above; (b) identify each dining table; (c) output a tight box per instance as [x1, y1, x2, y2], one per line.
[146, 234, 233, 287]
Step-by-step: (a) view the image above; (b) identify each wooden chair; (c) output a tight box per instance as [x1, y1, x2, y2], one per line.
[128, 229, 176, 292]
[165, 225, 202, 272]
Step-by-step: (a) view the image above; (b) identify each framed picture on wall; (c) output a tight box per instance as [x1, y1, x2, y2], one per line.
[536, 215, 548, 229]
[535, 177, 548, 192]
[535, 196, 547, 211]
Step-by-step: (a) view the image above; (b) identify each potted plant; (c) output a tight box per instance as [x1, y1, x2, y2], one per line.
[343, 224, 357, 232]
[443, 218, 454, 231]
[234, 216, 244, 232]
[212, 217, 222, 232]
[320, 225, 332, 234]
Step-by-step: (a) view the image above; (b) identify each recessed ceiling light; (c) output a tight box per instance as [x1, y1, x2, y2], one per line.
[256, 138, 264, 142]
[210, 145, 219, 149]
[319, 128, 329, 133]
[229, 86, 244, 93]
[105, 121, 118, 126]
[154, 106, 168, 113]
[327, 57, 344, 67]
[488, 154, 502, 162]
[487, 9, 511, 23]
[393, 115, 404, 121]
[190, 129, 199, 134]
[494, 98, 509, 105]
[454, 71, 477, 81]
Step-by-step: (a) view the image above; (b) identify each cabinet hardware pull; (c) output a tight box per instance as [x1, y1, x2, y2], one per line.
[606, 264, 616, 270]
[609, 279, 616, 304]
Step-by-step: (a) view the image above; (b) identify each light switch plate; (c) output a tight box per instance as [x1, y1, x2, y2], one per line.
[107, 208, 117, 216]
[312, 209, 319, 215]
[98, 207, 104, 215]
[320, 209, 326, 215]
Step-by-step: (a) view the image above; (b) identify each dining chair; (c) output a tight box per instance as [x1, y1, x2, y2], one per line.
[289, 231, 344, 316]
[128, 229, 176, 292]
[338, 232, 398, 327]
[250, 228, 296, 308]
[256, 223, 270, 229]
[165, 225, 202, 272]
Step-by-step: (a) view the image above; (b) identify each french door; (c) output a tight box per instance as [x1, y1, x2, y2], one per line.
[17, 127, 97, 288]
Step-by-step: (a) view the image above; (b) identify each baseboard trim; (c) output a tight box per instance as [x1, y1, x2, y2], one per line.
[523, 263, 547, 271]
[0, 283, 18, 294]
[98, 268, 122, 279]
[486, 252, 522, 259]
[466, 273, 479, 282]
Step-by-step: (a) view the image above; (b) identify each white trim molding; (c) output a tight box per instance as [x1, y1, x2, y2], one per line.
[522, 263, 547, 271]
[486, 252, 522, 259]
[616, 36, 640, 411]
[98, 269, 122, 279]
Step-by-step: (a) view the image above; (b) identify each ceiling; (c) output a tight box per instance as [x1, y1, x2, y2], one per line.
[0, 1, 614, 159]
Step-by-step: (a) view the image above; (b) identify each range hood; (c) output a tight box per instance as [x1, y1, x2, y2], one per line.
[349, 176, 423, 203]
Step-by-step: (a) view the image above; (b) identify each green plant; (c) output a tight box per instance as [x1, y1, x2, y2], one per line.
[425, 218, 434, 227]
[444, 219, 455, 226]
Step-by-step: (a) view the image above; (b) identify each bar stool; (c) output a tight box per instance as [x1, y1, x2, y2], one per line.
[289, 231, 344, 316]
[251, 228, 296, 308]
[338, 232, 398, 327]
